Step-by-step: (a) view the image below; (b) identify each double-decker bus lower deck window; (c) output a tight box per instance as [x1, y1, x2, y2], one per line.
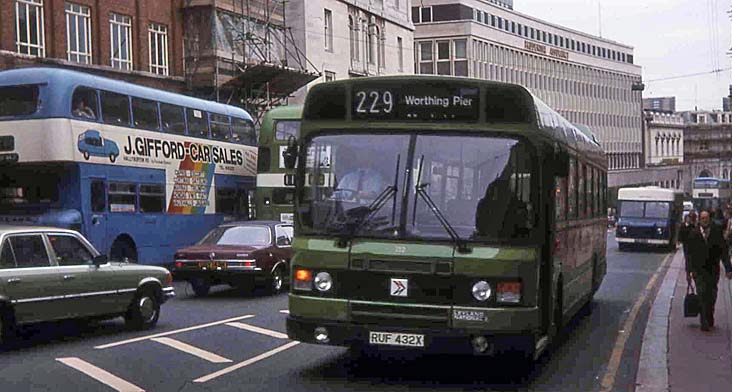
[139, 184, 165, 213]
[0, 165, 60, 208]
[160, 103, 186, 135]
[273, 189, 295, 205]
[108, 183, 136, 213]
[132, 97, 160, 131]
[299, 133, 536, 242]
[0, 85, 39, 117]
[100, 91, 131, 126]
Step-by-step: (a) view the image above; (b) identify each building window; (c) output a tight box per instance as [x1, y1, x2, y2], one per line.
[324, 9, 333, 52]
[110, 13, 133, 70]
[324, 71, 335, 82]
[397, 36, 403, 71]
[453, 39, 468, 77]
[65, 3, 92, 64]
[15, 0, 45, 57]
[437, 41, 451, 75]
[418, 41, 433, 74]
[148, 23, 169, 75]
[368, 24, 376, 65]
[377, 26, 385, 69]
[349, 16, 358, 61]
[420, 7, 432, 23]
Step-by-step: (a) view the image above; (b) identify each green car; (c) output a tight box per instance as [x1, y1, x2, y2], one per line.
[0, 226, 175, 342]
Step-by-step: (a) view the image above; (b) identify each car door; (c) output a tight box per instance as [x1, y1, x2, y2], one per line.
[0, 234, 66, 324]
[47, 233, 126, 318]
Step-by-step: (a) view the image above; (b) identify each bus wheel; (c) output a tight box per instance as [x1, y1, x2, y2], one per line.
[190, 279, 211, 297]
[83, 151, 90, 160]
[110, 237, 137, 263]
[109, 154, 117, 163]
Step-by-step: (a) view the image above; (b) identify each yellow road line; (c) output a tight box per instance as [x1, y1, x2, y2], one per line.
[599, 252, 674, 391]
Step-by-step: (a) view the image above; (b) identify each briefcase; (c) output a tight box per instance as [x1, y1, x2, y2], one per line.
[684, 283, 700, 318]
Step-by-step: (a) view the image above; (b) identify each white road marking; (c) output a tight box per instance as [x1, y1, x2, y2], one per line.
[150, 337, 232, 363]
[94, 315, 255, 349]
[193, 341, 300, 383]
[225, 322, 289, 339]
[57, 357, 145, 392]
[279, 310, 290, 314]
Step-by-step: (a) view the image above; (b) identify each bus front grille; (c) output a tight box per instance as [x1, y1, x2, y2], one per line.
[350, 301, 449, 327]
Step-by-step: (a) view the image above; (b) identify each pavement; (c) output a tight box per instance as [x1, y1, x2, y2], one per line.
[635, 249, 732, 391]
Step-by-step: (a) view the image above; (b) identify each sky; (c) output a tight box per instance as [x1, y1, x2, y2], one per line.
[515, 0, 732, 111]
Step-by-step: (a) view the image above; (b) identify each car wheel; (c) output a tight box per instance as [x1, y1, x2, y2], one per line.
[267, 267, 284, 294]
[83, 151, 90, 160]
[190, 279, 211, 297]
[125, 288, 160, 330]
[109, 153, 117, 163]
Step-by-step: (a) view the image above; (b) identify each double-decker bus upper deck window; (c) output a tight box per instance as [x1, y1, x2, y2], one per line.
[71, 87, 98, 120]
[232, 118, 256, 145]
[100, 91, 131, 126]
[108, 182, 136, 213]
[160, 103, 186, 135]
[210, 114, 232, 142]
[275, 120, 300, 141]
[132, 97, 160, 131]
[0, 85, 40, 117]
[186, 108, 209, 138]
[139, 184, 165, 213]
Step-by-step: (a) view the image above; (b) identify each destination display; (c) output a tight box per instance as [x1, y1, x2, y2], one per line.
[351, 85, 480, 122]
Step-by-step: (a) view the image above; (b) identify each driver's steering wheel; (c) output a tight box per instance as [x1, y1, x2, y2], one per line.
[333, 188, 359, 201]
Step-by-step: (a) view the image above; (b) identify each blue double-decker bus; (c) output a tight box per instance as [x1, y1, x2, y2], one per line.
[0, 67, 257, 264]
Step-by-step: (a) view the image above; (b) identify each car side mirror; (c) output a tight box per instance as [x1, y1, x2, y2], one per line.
[92, 254, 108, 266]
[282, 135, 299, 169]
[276, 236, 291, 246]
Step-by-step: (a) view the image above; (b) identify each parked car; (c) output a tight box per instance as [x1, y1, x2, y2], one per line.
[0, 226, 175, 342]
[171, 221, 293, 297]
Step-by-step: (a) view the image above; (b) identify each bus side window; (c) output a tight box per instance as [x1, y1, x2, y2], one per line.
[71, 87, 98, 120]
[139, 184, 165, 213]
[132, 97, 160, 131]
[232, 118, 256, 145]
[210, 114, 232, 141]
[186, 108, 209, 138]
[160, 103, 186, 135]
[91, 180, 106, 213]
[568, 158, 577, 219]
[100, 91, 130, 126]
[555, 176, 567, 222]
[108, 183, 136, 213]
[275, 121, 300, 141]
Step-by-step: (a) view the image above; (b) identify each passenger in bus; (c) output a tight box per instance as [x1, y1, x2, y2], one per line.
[73, 98, 96, 119]
[475, 173, 527, 238]
[684, 210, 732, 331]
[333, 168, 388, 205]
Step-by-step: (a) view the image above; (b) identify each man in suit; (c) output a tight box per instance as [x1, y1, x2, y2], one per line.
[685, 210, 732, 331]
[679, 210, 698, 273]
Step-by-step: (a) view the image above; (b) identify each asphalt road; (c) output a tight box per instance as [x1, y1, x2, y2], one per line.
[0, 231, 671, 392]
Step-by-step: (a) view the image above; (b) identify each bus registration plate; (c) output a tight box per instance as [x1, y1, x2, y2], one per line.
[369, 332, 424, 347]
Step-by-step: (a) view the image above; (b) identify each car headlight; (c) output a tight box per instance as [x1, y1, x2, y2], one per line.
[314, 272, 333, 292]
[657, 227, 663, 235]
[621, 226, 628, 234]
[472, 281, 492, 301]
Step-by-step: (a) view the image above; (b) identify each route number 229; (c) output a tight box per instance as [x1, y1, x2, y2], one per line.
[355, 90, 394, 115]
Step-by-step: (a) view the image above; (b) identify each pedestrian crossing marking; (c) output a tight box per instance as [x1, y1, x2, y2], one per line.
[57, 357, 145, 392]
[150, 337, 232, 363]
[225, 322, 289, 339]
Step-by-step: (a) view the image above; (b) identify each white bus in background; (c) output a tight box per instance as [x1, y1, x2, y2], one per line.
[692, 177, 731, 212]
[615, 186, 683, 251]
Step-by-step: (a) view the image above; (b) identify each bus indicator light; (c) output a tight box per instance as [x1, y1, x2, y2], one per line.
[497, 282, 522, 304]
[294, 269, 313, 291]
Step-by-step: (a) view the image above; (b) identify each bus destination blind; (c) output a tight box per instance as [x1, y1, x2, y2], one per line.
[351, 86, 480, 122]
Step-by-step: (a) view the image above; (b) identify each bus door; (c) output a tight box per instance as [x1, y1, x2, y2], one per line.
[86, 179, 108, 254]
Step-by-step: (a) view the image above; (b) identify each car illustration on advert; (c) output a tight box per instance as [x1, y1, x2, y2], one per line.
[77, 130, 120, 162]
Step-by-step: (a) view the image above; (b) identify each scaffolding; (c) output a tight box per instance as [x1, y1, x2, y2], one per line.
[183, 0, 319, 126]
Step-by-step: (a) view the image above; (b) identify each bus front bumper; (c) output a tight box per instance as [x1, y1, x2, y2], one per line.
[616, 237, 669, 245]
[286, 316, 536, 356]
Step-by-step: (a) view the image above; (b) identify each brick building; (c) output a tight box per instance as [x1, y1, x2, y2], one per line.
[0, 0, 185, 90]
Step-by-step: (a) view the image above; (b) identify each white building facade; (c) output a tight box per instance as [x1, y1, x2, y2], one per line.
[412, 0, 643, 171]
[645, 111, 684, 167]
[287, 0, 415, 104]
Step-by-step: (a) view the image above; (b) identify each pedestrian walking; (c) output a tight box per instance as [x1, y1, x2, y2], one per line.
[685, 210, 732, 331]
[679, 210, 698, 273]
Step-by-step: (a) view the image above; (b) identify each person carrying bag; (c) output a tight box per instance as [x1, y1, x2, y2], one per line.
[684, 276, 700, 318]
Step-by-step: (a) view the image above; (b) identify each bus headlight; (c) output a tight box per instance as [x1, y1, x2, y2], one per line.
[314, 272, 333, 292]
[472, 281, 492, 301]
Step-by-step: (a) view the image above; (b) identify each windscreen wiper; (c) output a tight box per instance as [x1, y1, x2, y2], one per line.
[412, 155, 471, 254]
[333, 155, 401, 246]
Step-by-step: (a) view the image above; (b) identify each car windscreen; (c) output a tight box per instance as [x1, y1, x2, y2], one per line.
[619, 201, 644, 218]
[198, 226, 271, 246]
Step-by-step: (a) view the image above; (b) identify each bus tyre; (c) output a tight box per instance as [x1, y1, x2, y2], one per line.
[83, 151, 90, 160]
[125, 288, 160, 330]
[109, 154, 117, 163]
[267, 267, 285, 294]
[190, 279, 211, 297]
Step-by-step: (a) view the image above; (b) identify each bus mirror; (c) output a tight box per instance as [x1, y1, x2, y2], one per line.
[554, 150, 569, 177]
[282, 136, 299, 169]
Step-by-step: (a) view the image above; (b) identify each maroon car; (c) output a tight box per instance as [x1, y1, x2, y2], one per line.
[171, 221, 293, 296]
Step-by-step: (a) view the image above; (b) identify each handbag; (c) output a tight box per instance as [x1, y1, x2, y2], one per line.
[684, 280, 700, 318]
